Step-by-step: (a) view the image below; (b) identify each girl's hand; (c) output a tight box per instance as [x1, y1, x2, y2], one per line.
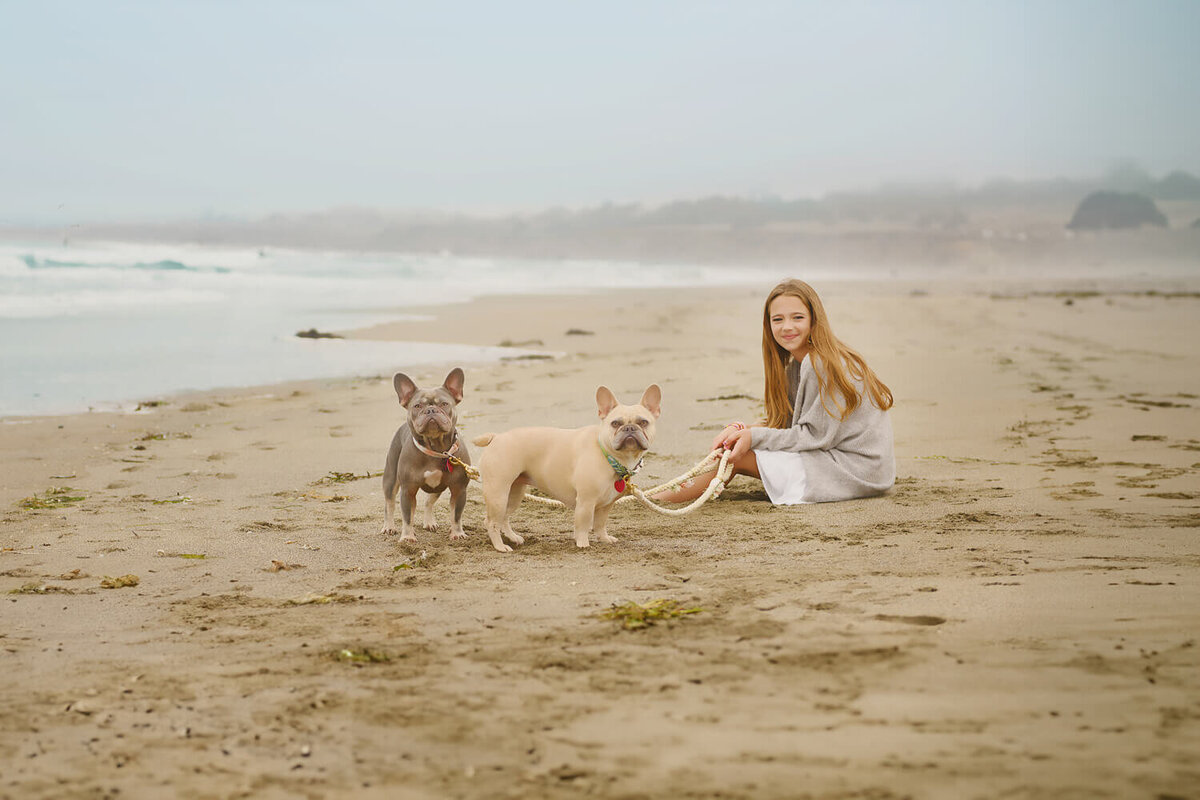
[711, 422, 745, 451]
[723, 427, 753, 461]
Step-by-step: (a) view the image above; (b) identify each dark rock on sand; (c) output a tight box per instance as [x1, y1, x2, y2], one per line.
[1066, 191, 1168, 230]
[296, 328, 343, 339]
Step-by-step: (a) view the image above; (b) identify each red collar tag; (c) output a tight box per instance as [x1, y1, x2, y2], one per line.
[614, 478, 626, 493]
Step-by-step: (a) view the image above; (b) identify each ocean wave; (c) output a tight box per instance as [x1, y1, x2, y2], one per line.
[20, 254, 232, 273]
[0, 240, 264, 275]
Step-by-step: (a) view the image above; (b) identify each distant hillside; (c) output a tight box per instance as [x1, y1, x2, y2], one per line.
[1156, 170, 1200, 201]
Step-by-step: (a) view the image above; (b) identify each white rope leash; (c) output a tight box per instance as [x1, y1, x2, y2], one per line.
[447, 448, 735, 516]
[621, 449, 735, 516]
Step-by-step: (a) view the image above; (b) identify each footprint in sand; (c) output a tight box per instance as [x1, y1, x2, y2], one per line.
[1050, 482, 1102, 500]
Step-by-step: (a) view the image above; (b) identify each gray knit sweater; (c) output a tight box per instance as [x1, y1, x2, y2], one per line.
[750, 354, 895, 502]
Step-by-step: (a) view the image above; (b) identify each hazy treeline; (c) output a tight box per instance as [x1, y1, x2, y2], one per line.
[5, 166, 1199, 267]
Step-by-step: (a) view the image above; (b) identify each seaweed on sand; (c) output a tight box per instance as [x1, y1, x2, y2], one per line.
[333, 647, 391, 664]
[318, 470, 382, 485]
[600, 599, 703, 631]
[18, 487, 85, 510]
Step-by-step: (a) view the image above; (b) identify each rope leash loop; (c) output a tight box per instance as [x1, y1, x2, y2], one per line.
[620, 448, 735, 517]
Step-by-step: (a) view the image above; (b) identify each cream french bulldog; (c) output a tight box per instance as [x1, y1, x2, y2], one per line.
[472, 384, 661, 552]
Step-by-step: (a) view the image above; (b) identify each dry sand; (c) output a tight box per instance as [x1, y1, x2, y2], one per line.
[2, 279, 1198, 799]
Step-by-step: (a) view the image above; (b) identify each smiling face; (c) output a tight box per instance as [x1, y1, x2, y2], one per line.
[768, 293, 812, 360]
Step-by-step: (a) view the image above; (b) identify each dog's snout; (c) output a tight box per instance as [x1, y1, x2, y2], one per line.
[614, 425, 649, 451]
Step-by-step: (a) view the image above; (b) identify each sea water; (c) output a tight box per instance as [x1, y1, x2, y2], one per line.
[0, 240, 783, 417]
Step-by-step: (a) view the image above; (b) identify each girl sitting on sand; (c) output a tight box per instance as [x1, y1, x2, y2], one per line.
[653, 278, 895, 505]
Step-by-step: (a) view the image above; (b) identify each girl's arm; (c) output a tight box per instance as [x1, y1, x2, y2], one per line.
[749, 413, 841, 453]
[749, 366, 846, 453]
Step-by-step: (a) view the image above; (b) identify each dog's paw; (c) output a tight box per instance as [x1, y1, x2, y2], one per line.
[597, 533, 618, 544]
[449, 527, 467, 541]
[422, 521, 439, 532]
[502, 530, 525, 545]
[381, 525, 397, 535]
[491, 542, 514, 553]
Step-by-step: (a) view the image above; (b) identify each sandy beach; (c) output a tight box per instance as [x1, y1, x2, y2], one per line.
[2, 278, 1198, 799]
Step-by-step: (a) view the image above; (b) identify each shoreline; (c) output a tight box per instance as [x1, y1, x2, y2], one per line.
[8, 272, 1198, 424]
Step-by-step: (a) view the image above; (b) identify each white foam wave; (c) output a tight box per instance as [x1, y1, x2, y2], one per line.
[9, 240, 265, 272]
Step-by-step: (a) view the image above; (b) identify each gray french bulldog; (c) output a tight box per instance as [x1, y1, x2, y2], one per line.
[381, 368, 471, 543]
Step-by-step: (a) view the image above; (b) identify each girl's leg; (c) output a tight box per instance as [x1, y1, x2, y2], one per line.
[649, 449, 759, 503]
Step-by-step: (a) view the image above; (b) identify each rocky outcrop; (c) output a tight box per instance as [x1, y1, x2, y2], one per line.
[1066, 192, 1168, 230]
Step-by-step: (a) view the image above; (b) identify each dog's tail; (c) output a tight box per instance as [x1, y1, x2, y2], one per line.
[472, 433, 495, 447]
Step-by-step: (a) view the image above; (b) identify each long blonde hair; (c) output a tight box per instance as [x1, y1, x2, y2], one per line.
[761, 279, 893, 427]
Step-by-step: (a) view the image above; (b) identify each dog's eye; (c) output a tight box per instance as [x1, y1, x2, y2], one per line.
[637, 418, 649, 427]
[611, 420, 621, 428]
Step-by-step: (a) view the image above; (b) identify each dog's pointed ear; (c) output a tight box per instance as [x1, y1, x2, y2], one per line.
[640, 384, 662, 418]
[596, 386, 618, 419]
[442, 367, 465, 403]
[393, 373, 418, 408]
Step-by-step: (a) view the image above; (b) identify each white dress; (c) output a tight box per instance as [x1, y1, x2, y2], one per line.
[755, 450, 810, 504]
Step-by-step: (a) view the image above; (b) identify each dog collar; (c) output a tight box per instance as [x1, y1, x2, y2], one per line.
[596, 432, 642, 494]
[412, 434, 460, 472]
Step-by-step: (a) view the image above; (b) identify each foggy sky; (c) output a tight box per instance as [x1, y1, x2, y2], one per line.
[3, 0, 1198, 224]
